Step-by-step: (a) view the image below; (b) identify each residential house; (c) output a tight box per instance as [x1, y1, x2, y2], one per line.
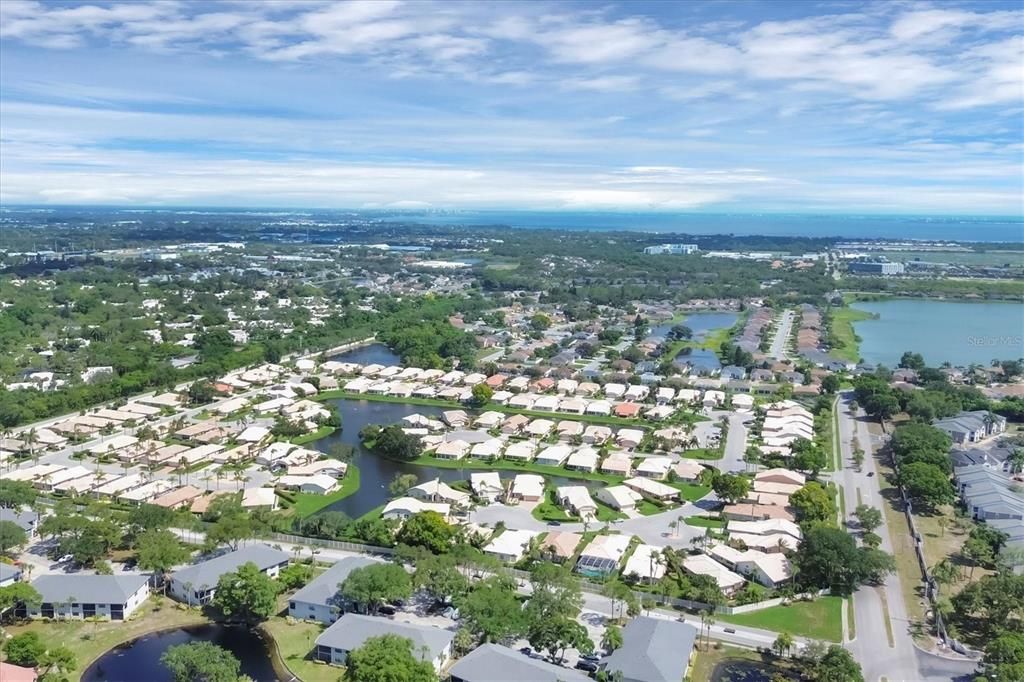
[288, 557, 381, 624]
[933, 411, 1007, 445]
[596, 485, 643, 512]
[450, 643, 591, 682]
[382, 497, 450, 522]
[601, 616, 698, 682]
[624, 477, 678, 502]
[539, 531, 583, 563]
[508, 474, 544, 502]
[409, 478, 471, 507]
[576, 534, 631, 577]
[566, 447, 599, 473]
[470, 472, 504, 502]
[484, 529, 538, 563]
[708, 545, 793, 588]
[556, 486, 597, 519]
[314, 614, 454, 671]
[26, 575, 149, 620]
[170, 545, 289, 605]
[681, 554, 745, 594]
[600, 453, 633, 477]
[623, 544, 666, 584]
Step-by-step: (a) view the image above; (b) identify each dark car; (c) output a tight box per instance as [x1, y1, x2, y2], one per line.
[581, 653, 600, 662]
[519, 647, 532, 656]
[377, 605, 397, 616]
[547, 520, 561, 526]
[867, 471, 875, 477]
[575, 660, 599, 672]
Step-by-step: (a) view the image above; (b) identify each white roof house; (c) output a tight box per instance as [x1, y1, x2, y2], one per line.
[510, 474, 545, 501]
[535, 444, 572, 467]
[674, 459, 706, 481]
[276, 474, 339, 495]
[566, 447, 599, 472]
[470, 438, 504, 459]
[604, 383, 626, 399]
[89, 435, 138, 455]
[600, 453, 633, 476]
[557, 420, 585, 440]
[557, 398, 587, 415]
[595, 485, 643, 511]
[623, 544, 666, 583]
[434, 440, 470, 460]
[484, 529, 538, 563]
[656, 387, 675, 403]
[709, 545, 794, 588]
[585, 400, 612, 416]
[635, 456, 673, 479]
[409, 479, 471, 506]
[682, 554, 746, 593]
[241, 487, 278, 510]
[526, 419, 555, 437]
[624, 477, 679, 501]
[474, 411, 505, 428]
[576, 534, 631, 575]
[470, 472, 504, 501]
[556, 486, 597, 519]
[625, 385, 649, 401]
[583, 425, 613, 444]
[503, 441, 537, 461]
[533, 395, 560, 412]
[703, 390, 726, 406]
[616, 429, 645, 449]
[557, 379, 579, 395]
[382, 497, 450, 521]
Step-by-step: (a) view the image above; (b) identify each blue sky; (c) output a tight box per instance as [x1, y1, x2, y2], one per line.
[0, 0, 1021, 213]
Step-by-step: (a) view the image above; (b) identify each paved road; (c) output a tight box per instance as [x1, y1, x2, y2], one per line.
[720, 412, 751, 474]
[768, 309, 794, 360]
[834, 392, 977, 682]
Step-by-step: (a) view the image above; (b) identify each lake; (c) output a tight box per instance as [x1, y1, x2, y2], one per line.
[651, 311, 738, 340]
[82, 624, 281, 682]
[850, 299, 1024, 368]
[330, 342, 402, 366]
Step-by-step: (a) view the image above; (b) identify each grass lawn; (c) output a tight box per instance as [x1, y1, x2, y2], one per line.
[828, 307, 873, 362]
[684, 516, 726, 529]
[532, 487, 579, 523]
[667, 481, 713, 501]
[263, 613, 336, 682]
[637, 498, 675, 516]
[4, 599, 209, 678]
[290, 426, 337, 445]
[717, 596, 844, 642]
[689, 645, 798, 682]
[679, 448, 723, 461]
[290, 464, 361, 518]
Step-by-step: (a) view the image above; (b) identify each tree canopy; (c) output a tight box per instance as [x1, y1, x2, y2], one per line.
[161, 642, 241, 682]
[212, 561, 281, 623]
[343, 634, 438, 682]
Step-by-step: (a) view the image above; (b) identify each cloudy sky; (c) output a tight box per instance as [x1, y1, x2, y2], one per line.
[1, 0, 1022, 213]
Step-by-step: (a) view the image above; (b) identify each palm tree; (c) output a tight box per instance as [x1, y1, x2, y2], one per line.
[772, 631, 794, 658]
[931, 559, 961, 593]
[669, 521, 678, 538]
[1007, 448, 1024, 474]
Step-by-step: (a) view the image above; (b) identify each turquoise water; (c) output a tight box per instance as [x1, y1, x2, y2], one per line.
[851, 300, 1024, 367]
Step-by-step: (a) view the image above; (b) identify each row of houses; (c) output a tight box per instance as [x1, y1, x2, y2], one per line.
[954, 463, 1023, 574]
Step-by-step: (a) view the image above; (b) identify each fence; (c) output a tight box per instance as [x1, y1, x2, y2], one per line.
[268, 532, 396, 557]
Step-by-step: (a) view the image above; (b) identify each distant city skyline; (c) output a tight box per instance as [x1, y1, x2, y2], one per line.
[1, 0, 1021, 214]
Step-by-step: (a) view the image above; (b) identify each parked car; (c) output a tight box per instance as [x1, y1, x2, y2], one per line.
[575, 660, 598, 672]
[377, 605, 397, 616]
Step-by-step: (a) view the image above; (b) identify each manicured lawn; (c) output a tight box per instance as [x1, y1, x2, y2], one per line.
[263, 614, 337, 682]
[4, 599, 209, 678]
[717, 596, 844, 642]
[679, 448, 723, 461]
[684, 516, 726, 529]
[290, 426, 337, 445]
[532, 487, 578, 523]
[291, 464, 360, 518]
[828, 307, 873, 362]
[667, 482, 712, 501]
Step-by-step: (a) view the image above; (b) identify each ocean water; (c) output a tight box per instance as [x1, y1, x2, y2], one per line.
[386, 210, 1024, 242]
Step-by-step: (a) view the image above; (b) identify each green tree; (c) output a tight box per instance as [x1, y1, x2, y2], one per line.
[796, 526, 892, 595]
[821, 375, 841, 395]
[853, 505, 882, 533]
[899, 462, 953, 511]
[343, 634, 437, 682]
[602, 623, 623, 653]
[0, 582, 42, 615]
[773, 631, 795, 658]
[388, 473, 420, 497]
[205, 511, 254, 551]
[528, 616, 593, 663]
[458, 578, 526, 643]
[39, 645, 77, 679]
[0, 479, 37, 508]
[982, 632, 1024, 682]
[395, 511, 455, 554]
[791, 481, 835, 524]
[136, 529, 189, 589]
[160, 641, 241, 682]
[413, 554, 469, 605]
[0, 520, 27, 554]
[791, 438, 828, 475]
[530, 313, 552, 331]
[711, 473, 750, 504]
[470, 383, 493, 407]
[898, 351, 926, 371]
[525, 562, 583, 623]
[810, 644, 864, 681]
[212, 561, 281, 623]
[277, 563, 314, 590]
[341, 563, 412, 615]
[5, 632, 47, 666]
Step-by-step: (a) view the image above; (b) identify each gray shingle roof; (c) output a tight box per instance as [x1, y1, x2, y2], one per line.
[316, 613, 454, 659]
[0, 508, 37, 532]
[449, 643, 591, 682]
[290, 557, 380, 609]
[0, 563, 22, 582]
[171, 544, 289, 590]
[32, 574, 148, 604]
[602, 616, 697, 682]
